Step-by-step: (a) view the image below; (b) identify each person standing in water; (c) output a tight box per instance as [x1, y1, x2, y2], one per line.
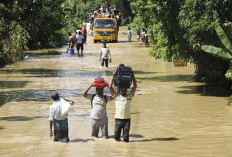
[128, 27, 133, 42]
[76, 31, 84, 56]
[99, 42, 112, 67]
[49, 93, 74, 143]
[82, 77, 113, 139]
[109, 69, 137, 142]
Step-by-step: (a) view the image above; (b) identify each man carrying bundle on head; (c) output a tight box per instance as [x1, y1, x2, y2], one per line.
[109, 64, 137, 143]
[82, 76, 114, 139]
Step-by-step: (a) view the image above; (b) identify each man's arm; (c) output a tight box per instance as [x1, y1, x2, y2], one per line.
[49, 120, 53, 137]
[100, 51, 102, 62]
[82, 84, 92, 98]
[109, 71, 116, 99]
[108, 51, 112, 62]
[131, 71, 137, 96]
[68, 37, 71, 48]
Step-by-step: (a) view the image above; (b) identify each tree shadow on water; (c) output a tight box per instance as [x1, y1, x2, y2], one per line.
[0, 88, 83, 107]
[136, 74, 193, 82]
[1, 68, 113, 78]
[133, 71, 159, 75]
[177, 85, 232, 97]
[0, 81, 30, 89]
[0, 116, 47, 121]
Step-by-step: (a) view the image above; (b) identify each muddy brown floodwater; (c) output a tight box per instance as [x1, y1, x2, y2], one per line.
[1, 27, 232, 157]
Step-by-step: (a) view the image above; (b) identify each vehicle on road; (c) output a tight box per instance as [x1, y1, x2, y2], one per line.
[92, 16, 118, 43]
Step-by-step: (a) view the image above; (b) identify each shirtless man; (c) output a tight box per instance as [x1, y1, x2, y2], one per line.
[68, 32, 76, 48]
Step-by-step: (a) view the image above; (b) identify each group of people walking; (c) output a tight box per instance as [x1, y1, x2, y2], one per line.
[68, 25, 87, 56]
[49, 69, 137, 143]
[128, 27, 149, 45]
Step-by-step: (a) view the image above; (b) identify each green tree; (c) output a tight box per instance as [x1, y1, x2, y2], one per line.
[130, 0, 232, 85]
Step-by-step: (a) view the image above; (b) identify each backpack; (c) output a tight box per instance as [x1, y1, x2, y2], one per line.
[113, 65, 132, 88]
[91, 94, 108, 108]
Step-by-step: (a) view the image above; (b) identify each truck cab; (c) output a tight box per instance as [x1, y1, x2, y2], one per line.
[92, 17, 118, 43]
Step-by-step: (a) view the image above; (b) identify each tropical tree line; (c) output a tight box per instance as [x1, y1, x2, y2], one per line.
[129, 0, 232, 86]
[0, 0, 134, 68]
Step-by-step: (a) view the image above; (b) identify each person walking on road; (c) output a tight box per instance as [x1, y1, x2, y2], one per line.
[136, 28, 141, 42]
[100, 42, 112, 68]
[128, 27, 133, 42]
[68, 32, 76, 49]
[76, 31, 84, 56]
[109, 69, 137, 142]
[49, 93, 74, 143]
[82, 24, 87, 44]
[82, 77, 113, 139]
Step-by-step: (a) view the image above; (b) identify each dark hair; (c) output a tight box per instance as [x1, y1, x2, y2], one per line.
[51, 93, 60, 101]
[119, 64, 125, 66]
[128, 27, 130, 30]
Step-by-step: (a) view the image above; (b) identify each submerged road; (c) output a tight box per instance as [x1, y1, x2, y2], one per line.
[0, 27, 232, 157]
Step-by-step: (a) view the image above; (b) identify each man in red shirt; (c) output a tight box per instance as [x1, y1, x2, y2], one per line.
[82, 25, 87, 44]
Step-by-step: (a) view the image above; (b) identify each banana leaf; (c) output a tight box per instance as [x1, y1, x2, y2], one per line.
[201, 45, 232, 61]
[215, 25, 232, 54]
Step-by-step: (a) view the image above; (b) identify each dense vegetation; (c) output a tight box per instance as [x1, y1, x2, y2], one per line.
[129, 0, 232, 85]
[0, 0, 133, 68]
[1, 0, 232, 86]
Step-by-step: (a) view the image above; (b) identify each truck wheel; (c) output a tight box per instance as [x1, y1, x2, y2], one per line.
[94, 40, 97, 43]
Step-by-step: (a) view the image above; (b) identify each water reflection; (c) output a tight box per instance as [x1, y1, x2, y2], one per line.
[0, 89, 83, 106]
[130, 137, 179, 143]
[70, 138, 95, 143]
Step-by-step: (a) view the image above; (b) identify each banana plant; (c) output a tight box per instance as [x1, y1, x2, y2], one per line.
[201, 25, 232, 78]
[201, 24, 232, 105]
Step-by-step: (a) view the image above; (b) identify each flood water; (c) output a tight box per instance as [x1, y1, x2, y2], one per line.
[1, 27, 232, 157]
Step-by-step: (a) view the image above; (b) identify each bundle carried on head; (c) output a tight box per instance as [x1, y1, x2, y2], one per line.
[92, 76, 108, 88]
[113, 64, 132, 88]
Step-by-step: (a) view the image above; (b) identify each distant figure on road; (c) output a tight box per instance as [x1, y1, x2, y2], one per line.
[49, 93, 74, 143]
[82, 24, 87, 44]
[136, 28, 141, 42]
[68, 32, 76, 48]
[109, 69, 137, 142]
[100, 42, 112, 67]
[76, 31, 84, 56]
[82, 77, 113, 139]
[128, 27, 133, 42]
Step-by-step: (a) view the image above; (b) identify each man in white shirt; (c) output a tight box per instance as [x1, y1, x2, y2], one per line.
[99, 42, 112, 67]
[76, 31, 84, 56]
[49, 93, 74, 143]
[109, 69, 137, 142]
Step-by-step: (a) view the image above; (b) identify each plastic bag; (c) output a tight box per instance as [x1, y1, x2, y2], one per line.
[61, 98, 75, 116]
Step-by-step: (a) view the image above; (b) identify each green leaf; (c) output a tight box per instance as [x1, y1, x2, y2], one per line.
[215, 25, 232, 54]
[201, 45, 232, 61]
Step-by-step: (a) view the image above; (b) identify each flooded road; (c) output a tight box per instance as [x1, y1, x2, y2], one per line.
[1, 27, 232, 157]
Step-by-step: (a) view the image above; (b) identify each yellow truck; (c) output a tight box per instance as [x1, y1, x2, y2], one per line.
[92, 17, 118, 43]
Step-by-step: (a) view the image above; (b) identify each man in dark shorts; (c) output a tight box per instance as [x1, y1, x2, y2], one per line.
[76, 31, 84, 56]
